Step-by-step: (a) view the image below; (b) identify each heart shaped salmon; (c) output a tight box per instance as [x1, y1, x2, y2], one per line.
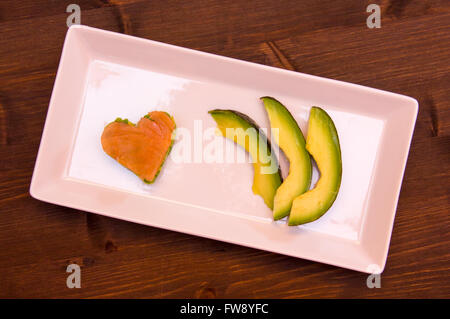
[101, 111, 176, 183]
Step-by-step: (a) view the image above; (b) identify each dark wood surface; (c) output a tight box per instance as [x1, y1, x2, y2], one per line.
[0, 0, 449, 298]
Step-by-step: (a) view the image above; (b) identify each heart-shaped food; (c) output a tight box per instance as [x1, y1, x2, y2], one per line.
[101, 111, 176, 183]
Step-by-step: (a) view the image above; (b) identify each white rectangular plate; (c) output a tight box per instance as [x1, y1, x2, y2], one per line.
[30, 25, 418, 273]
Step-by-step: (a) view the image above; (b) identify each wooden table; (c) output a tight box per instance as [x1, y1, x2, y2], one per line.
[0, 0, 448, 298]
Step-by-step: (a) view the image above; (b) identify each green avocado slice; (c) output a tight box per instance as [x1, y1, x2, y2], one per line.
[209, 109, 282, 210]
[288, 106, 342, 226]
[261, 97, 312, 220]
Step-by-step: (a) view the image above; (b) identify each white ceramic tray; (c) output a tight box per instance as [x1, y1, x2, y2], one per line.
[30, 25, 418, 273]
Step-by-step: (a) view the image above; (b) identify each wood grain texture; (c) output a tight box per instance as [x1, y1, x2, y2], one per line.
[0, 0, 449, 298]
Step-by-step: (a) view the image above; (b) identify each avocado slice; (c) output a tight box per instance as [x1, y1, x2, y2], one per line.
[261, 97, 312, 220]
[288, 107, 342, 225]
[209, 109, 282, 209]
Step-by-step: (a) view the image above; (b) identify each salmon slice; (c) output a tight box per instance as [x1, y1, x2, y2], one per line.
[101, 111, 176, 183]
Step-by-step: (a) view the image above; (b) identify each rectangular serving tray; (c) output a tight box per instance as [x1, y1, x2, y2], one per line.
[30, 25, 418, 273]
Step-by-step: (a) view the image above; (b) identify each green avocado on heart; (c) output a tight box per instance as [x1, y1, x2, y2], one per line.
[288, 106, 342, 226]
[260, 96, 312, 220]
[209, 109, 282, 210]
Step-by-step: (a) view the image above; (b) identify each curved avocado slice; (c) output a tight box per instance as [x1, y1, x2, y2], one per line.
[261, 97, 312, 220]
[209, 109, 282, 209]
[288, 107, 342, 226]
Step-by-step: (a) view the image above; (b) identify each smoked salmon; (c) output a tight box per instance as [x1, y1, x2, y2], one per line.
[101, 111, 176, 183]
